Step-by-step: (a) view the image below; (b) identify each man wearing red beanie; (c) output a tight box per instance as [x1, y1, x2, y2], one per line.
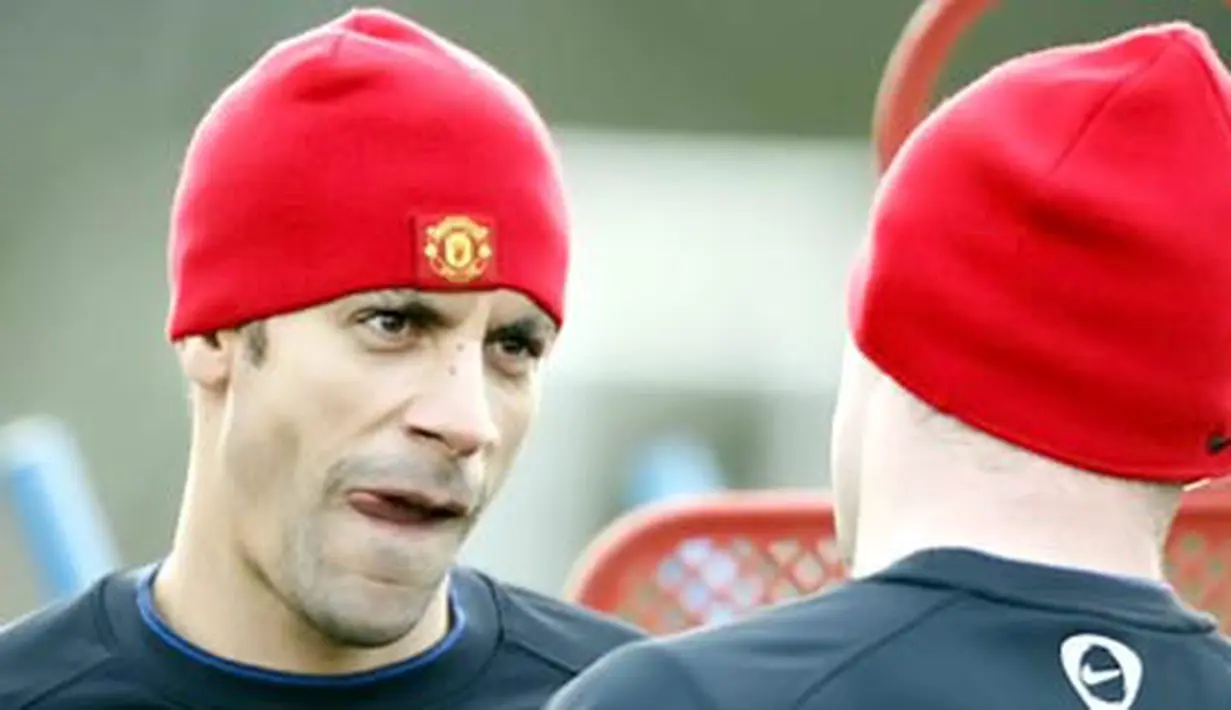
[548, 22, 1231, 710]
[0, 8, 641, 709]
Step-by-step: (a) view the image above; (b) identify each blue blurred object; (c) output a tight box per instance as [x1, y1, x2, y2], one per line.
[0, 417, 121, 600]
[624, 434, 727, 509]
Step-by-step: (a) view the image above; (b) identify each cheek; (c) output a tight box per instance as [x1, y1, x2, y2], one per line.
[479, 378, 539, 496]
[223, 374, 300, 499]
[829, 393, 864, 515]
[829, 354, 877, 549]
[218, 374, 310, 569]
[223, 355, 367, 515]
[830, 345, 879, 512]
[270, 347, 402, 469]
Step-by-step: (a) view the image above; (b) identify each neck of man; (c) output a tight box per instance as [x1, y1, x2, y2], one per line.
[154, 414, 452, 676]
[848, 443, 1181, 583]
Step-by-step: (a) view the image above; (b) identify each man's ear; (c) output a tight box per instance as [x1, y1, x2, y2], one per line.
[175, 332, 238, 392]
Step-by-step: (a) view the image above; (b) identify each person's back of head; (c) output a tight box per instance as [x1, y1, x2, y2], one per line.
[539, 22, 1231, 710]
[832, 22, 1231, 581]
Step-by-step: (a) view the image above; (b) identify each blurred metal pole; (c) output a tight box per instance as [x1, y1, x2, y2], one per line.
[0, 417, 121, 601]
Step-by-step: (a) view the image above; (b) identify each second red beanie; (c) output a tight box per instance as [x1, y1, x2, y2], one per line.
[851, 23, 1231, 484]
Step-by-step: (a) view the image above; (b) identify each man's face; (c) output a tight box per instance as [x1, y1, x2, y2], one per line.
[212, 288, 555, 648]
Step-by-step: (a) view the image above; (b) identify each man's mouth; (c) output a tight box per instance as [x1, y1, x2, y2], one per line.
[346, 489, 467, 527]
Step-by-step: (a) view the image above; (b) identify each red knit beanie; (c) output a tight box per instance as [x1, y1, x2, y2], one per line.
[167, 8, 569, 339]
[851, 23, 1231, 484]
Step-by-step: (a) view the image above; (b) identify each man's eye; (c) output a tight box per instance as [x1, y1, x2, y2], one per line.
[494, 335, 546, 360]
[362, 310, 418, 337]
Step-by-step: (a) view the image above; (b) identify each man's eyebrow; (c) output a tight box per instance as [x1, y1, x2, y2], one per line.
[362, 289, 424, 308]
[353, 290, 431, 313]
[489, 313, 557, 339]
[347, 290, 453, 326]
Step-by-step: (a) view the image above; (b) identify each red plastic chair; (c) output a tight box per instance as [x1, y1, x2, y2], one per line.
[566, 485, 1231, 635]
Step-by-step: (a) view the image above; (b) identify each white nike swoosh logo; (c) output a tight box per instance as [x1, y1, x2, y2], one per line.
[1080, 665, 1123, 686]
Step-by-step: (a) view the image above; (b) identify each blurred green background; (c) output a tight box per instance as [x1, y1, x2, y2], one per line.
[2, 1, 1228, 619]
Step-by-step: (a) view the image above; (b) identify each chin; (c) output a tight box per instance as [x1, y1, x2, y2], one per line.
[306, 604, 422, 649]
[291, 569, 440, 648]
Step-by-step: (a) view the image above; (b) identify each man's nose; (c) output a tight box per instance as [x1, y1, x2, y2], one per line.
[403, 345, 499, 458]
